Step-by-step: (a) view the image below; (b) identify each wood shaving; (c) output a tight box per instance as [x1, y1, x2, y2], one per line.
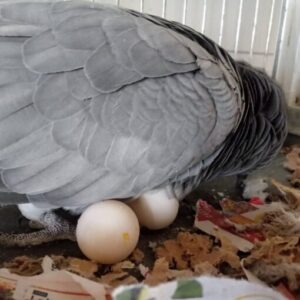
[130, 248, 144, 264]
[67, 257, 98, 278]
[272, 179, 300, 210]
[111, 260, 135, 273]
[263, 210, 300, 236]
[3, 256, 43, 276]
[97, 271, 138, 288]
[148, 241, 158, 250]
[193, 262, 219, 276]
[244, 236, 300, 290]
[144, 258, 193, 286]
[245, 236, 300, 265]
[283, 145, 300, 187]
[291, 169, 300, 187]
[155, 232, 241, 273]
[249, 262, 300, 291]
[138, 264, 149, 277]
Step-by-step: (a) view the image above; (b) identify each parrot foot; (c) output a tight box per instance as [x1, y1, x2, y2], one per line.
[0, 211, 76, 247]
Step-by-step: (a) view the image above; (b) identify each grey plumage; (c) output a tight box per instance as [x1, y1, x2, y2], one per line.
[0, 1, 286, 211]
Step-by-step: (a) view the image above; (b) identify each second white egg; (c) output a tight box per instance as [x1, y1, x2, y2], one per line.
[128, 189, 179, 230]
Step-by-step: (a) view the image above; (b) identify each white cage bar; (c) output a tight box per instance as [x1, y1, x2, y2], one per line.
[89, 0, 299, 134]
[97, 0, 285, 76]
[1, 0, 297, 133]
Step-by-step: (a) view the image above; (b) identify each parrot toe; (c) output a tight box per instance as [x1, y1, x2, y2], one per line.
[0, 211, 76, 247]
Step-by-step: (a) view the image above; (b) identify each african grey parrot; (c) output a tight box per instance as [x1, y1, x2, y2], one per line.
[0, 0, 287, 246]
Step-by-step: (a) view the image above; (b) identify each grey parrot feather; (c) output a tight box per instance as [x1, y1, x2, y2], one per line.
[0, 0, 286, 211]
[34, 73, 88, 120]
[0, 128, 60, 169]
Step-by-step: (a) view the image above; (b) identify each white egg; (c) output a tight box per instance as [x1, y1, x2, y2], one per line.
[128, 189, 179, 230]
[76, 200, 140, 264]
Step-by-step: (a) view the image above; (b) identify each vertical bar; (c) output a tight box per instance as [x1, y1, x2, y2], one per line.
[201, 0, 207, 33]
[182, 0, 188, 25]
[264, 0, 276, 69]
[250, 0, 260, 59]
[234, 0, 244, 58]
[162, 0, 167, 18]
[139, 0, 144, 12]
[115, 0, 120, 6]
[272, 0, 288, 78]
[218, 0, 226, 45]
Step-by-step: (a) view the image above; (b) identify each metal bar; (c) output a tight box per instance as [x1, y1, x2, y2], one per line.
[234, 0, 244, 58]
[218, 0, 226, 45]
[201, 0, 207, 33]
[139, 0, 144, 12]
[265, 0, 276, 57]
[272, 0, 288, 78]
[250, 0, 260, 59]
[228, 50, 275, 55]
[162, 0, 167, 18]
[182, 0, 188, 25]
[115, 0, 120, 6]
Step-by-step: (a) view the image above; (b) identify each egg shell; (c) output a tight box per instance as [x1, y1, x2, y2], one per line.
[128, 189, 179, 230]
[76, 200, 140, 264]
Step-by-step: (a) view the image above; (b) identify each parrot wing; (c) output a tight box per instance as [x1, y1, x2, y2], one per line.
[0, 1, 242, 208]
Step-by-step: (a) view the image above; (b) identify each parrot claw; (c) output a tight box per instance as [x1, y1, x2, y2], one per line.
[0, 211, 76, 247]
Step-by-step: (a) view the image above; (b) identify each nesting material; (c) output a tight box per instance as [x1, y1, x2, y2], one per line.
[242, 177, 269, 200]
[2, 144, 300, 298]
[155, 232, 241, 272]
[283, 145, 300, 187]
